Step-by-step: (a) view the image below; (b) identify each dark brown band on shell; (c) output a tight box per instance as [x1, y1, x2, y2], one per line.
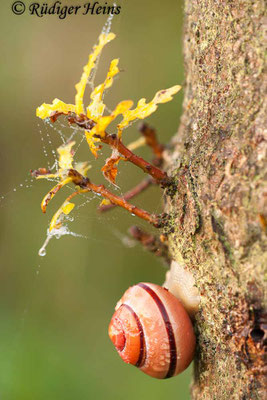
[123, 304, 146, 367]
[137, 283, 177, 378]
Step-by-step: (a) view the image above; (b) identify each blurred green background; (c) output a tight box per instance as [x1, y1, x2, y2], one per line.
[0, 0, 191, 399]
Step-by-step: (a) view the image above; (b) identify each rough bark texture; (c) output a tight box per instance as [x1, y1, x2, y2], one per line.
[164, 1, 266, 399]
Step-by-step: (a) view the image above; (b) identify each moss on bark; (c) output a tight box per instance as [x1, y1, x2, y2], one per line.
[164, 1, 266, 398]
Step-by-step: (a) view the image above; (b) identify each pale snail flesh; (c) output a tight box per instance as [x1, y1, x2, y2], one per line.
[109, 282, 196, 379]
[164, 260, 200, 317]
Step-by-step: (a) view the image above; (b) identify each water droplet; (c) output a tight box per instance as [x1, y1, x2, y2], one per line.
[39, 248, 46, 257]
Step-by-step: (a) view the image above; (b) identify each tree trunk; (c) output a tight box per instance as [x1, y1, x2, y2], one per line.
[164, 1, 266, 398]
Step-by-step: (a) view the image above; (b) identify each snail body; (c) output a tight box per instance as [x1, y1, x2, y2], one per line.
[164, 260, 200, 317]
[109, 282, 196, 379]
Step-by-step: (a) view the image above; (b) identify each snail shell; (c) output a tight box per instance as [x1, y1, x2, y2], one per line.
[109, 282, 196, 379]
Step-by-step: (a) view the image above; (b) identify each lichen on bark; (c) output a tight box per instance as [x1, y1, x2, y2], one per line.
[164, 1, 266, 398]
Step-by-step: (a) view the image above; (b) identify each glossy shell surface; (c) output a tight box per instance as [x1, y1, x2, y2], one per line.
[109, 282, 196, 379]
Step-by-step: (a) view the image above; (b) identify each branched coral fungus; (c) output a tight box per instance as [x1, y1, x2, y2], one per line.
[32, 32, 181, 243]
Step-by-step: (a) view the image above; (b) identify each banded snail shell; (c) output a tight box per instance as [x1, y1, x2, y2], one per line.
[108, 282, 196, 379]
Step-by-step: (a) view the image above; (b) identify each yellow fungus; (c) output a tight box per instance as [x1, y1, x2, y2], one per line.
[36, 99, 76, 119]
[87, 58, 119, 119]
[75, 32, 116, 115]
[90, 100, 133, 137]
[41, 177, 72, 213]
[58, 141, 75, 170]
[36, 33, 180, 156]
[100, 199, 111, 207]
[34, 32, 181, 233]
[50, 201, 75, 231]
[117, 85, 182, 135]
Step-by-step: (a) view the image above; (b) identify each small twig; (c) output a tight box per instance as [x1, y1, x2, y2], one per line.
[30, 168, 51, 177]
[99, 123, 165, 213]
[68, 169, 160, 227]
[99, 176, 155, 212]
[49, 112, 170, 186]
[139, 123, 165, 165]
[99, 133, 168, 185]
[128, 225, 170, 264]
[65, 188, 90, 202]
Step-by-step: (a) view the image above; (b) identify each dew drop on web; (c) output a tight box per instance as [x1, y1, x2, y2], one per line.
[38, 226, 86, 257]
[39, 248, 46, 257]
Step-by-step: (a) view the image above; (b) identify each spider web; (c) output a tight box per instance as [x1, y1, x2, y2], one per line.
[33, 7, 147, 257]
[1, 6, 163, 260]
[36, 110, 150, 256]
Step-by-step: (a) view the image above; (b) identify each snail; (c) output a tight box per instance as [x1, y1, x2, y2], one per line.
[108, 278, 197, 379]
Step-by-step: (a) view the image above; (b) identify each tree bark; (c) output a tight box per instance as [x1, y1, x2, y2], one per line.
[164, 1, 266, 398]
